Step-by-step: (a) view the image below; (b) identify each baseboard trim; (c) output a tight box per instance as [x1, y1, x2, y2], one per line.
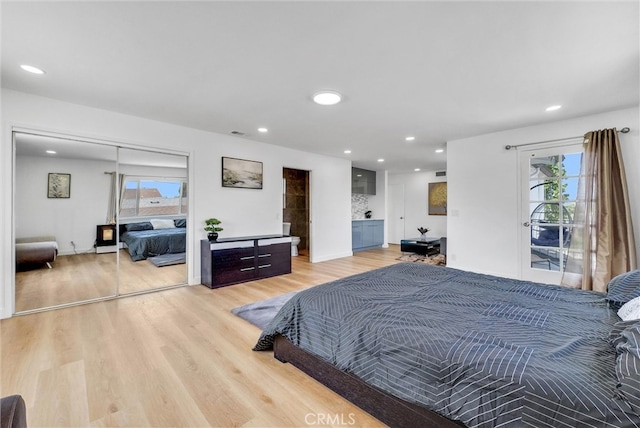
[310, 251, 353, 263]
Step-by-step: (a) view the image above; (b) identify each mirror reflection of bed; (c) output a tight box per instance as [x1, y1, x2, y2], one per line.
[13, 132, 188, 313]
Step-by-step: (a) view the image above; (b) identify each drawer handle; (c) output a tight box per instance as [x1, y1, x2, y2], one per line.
[240, 267, 256, 272]
[258, 264, 272, 269]
[240, 256, 255, 260]
[258, 253, 271, 258]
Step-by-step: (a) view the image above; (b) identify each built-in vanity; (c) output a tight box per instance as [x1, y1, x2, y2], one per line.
[352, 219, 384, 251]
[200, 235, 292, 288]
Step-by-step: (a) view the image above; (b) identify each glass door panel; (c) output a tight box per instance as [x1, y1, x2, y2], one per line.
[520, 144, 583, 284]
[116, 148, 188, 295]
[14, 132, 118, 312]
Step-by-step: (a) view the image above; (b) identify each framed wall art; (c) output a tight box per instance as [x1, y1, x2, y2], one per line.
[222, 157, 263, 189]
[47, 173, 71, 198]
[428, 182, 447, 215]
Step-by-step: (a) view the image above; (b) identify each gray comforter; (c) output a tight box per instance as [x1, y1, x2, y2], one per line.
[120, 228, 186, 261]
[255, 263, 640, 427]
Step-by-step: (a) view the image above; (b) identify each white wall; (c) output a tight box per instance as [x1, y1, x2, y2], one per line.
[367, 169, 387, 221]
[388, 170, 447, 240]
[370, 170, 388, 246]
[447, 106, 640, 279]
[1, 89, 353, 318]
[15, 156, 113, 254]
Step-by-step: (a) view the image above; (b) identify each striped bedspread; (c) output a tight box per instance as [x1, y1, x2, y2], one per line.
[255, 263, 640, 427]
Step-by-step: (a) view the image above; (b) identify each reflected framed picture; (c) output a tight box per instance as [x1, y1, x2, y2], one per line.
[428, 182, 447, 215]
[47, 173, 71, 198]
[222, 157, 263, 189]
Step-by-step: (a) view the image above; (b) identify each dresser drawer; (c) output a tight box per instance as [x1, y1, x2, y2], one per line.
[212, 267, 256, 287]
[256, 261, 290, 278]
[258, 242, 290, 257]
[213, 247, 255, 262]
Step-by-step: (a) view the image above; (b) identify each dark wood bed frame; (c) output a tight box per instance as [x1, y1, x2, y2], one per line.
[273, 335, 465, 427]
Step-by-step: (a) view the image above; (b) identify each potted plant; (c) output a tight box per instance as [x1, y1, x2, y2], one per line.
[204, 218, 223, 241]
[417, 227, 430, 241]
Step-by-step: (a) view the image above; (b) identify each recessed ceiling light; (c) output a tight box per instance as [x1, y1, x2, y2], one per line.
[405, 136, 415, 142]
[20, 64, 45, 75]
[377, 158, 384, 162]
[357, 174, 362, 177]
[414, 168, 421, 172]
[258, 127, 268, 133]
[46, 150, 56, 154]
[435, 149, 444, 153]
[344, 150, 351, 154]
[545, 105, 562, 112]
[313, 90, 342, 106]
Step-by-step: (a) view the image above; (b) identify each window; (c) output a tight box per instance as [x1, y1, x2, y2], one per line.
[120, 178, 188, 218]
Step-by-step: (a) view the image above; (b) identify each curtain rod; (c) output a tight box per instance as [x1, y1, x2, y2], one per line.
[504, 127, 630, 150]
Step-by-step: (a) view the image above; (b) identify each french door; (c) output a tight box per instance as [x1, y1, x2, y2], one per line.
[520, 143, 583, 284]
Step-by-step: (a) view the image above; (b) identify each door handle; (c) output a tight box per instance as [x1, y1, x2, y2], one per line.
[523, 222, 530, 227]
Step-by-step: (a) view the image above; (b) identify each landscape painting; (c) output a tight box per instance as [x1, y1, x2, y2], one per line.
[222, 157, 263, 189]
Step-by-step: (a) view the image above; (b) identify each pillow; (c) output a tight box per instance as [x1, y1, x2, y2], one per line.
[618, 296, 640, 321]
[125, 222, 153, 232]
[150, 219, 176, 230]
[174, 218, 187, 228]
[606, 270, 640, 309]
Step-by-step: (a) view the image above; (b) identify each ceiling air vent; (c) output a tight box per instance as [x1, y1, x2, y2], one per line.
[435, 171, 446, 177]
[230, 131, 245, 136]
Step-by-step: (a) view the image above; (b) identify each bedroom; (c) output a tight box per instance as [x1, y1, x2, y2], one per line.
[1, 1, 639, 426]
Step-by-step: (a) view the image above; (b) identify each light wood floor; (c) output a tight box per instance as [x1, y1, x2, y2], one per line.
[2, 246, 403, 427]
[15, 249, 187, 312]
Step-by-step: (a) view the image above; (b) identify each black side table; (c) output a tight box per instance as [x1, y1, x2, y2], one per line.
[400, 238, 440, 256]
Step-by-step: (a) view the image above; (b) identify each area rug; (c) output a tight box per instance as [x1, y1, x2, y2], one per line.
[148, 252, 186, 267]
[397, 253, 446, 266]
[231, 290, 301, 330]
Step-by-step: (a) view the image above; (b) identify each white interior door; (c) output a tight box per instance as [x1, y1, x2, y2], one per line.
[520, 143, 583, 284]
[388, 184, 405, 244]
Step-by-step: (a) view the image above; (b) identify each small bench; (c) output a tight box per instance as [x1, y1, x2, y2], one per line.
[16, 236, 58, 269]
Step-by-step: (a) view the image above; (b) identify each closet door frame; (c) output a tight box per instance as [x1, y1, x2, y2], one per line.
[10, 126, 192, 316]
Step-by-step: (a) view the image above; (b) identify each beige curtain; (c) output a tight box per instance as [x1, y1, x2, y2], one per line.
[562, 128, 636, 292]
[106, 172, 125, 225]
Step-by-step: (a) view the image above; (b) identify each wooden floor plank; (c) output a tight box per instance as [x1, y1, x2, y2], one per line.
[2, 246, 404, 427]
[15, 249, 187, 312]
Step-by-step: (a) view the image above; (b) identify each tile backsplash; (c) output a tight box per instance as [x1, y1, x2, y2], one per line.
[351, 194, 369, 219]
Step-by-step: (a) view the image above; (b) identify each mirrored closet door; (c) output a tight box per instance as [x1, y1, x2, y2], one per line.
[117, 148, 188, 295]
[13, 132, 188, 314]
[14, 133, 119, 311]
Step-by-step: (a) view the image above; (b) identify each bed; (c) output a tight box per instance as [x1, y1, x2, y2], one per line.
[119, 219, 186, 261]
[255, 263, 640, 427]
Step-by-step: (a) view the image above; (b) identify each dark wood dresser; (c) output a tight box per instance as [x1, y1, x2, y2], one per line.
[200, 235, 292, 288]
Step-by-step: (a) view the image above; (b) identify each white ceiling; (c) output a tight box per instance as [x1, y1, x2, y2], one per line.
[2, 1, 638, 173]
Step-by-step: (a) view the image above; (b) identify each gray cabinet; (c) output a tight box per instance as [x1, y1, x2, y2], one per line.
[352, 222, 363, 249]
[352, 167, 376, 195]
[352, 220, 384, 251]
